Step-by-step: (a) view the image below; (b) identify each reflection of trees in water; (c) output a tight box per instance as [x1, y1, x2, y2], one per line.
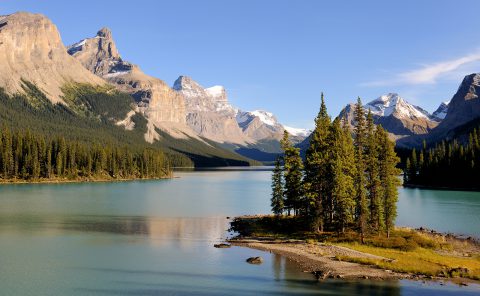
[61, 216, 151, 235]
[0, 215, 228, 240]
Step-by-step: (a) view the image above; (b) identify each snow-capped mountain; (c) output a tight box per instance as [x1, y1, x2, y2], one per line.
[365, 93, 432, 120]
[339, 93, 439, 139]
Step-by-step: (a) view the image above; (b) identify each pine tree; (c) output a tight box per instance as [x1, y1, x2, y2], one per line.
[281, 131, 304, 216]
[377, 127, 401, 237]
[303, 93, 331, 231]
[365, 110, 382, 233]
[271, 157, 285, 216]
[329, 118, 356, 233]
[353, 97, 369, 243]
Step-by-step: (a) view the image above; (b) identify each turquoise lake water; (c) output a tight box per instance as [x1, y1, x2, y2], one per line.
[0, 168, 478, 295]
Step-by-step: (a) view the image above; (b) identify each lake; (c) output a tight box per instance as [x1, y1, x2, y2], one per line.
[0, 168, 478, 295]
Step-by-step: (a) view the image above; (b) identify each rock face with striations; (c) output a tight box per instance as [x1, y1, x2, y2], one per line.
[173, 76, 252, 145]
[68, 28, 188, 142]
[0, 12, 105, 103]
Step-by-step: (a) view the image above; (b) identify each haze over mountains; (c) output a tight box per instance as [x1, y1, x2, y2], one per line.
[1, 11, 480, 165]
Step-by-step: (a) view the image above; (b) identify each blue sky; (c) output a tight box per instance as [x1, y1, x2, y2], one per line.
[3, 0, 480, 129]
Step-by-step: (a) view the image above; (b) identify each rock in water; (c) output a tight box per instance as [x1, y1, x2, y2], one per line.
[246, 257, 263, 264]
[213, 243, 231, 248]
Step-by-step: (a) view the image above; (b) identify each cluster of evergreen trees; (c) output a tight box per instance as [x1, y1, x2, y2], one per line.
[0, 127, 171, 181]
[271, 95, 401, 238]
[404, 128, 480, 189]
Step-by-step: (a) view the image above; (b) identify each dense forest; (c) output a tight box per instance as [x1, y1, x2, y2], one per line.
[404, 128, 480, 189]
[0, 127, 171, 181]
[271, 95, 401, 239]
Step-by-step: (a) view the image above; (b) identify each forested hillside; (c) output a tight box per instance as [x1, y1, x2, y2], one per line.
[0, 81, 254, 171]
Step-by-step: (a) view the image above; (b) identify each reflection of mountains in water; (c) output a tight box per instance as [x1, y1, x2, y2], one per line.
[0, 215, 229, 245]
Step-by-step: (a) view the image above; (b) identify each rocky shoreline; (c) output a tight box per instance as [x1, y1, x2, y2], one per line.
[227, 216, 480, 285]
[230, 238, 405, 280]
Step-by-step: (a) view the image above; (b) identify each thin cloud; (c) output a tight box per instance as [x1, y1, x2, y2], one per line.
[361, 51, 480, 87]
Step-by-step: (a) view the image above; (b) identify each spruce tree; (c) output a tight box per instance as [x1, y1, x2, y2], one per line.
[353, 98, 369, 243]
[365, 110, 382, 233]
[303, 93, 331, 231]
[330, 118, 356, 233]
[377, 127, 401, 237]
[281, 131, 304, 216]
[271, 157, 285, 216]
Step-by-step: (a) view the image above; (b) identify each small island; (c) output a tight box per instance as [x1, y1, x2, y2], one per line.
[229, 97, 480, 284]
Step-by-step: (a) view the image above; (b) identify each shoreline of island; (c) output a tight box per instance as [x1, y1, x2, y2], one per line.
[227, 215, 480, 285]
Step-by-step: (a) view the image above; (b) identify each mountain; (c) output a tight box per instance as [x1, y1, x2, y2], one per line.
[398, 73, 480, 147]
[432, 101, 450, 121]
[339, 93, 439, 139]
[0, 12, 105, 103]
[67, 28, 192, 143]
[435, 73, 480, 132]
[172, 76, 250, 145]
[173, 75, 308, 161]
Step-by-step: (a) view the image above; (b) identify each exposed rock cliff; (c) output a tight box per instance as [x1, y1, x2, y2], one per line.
[0, 12, 104, 103]
[173, 76, 251, 145]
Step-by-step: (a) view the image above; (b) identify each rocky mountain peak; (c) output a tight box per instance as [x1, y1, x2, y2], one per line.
[0, 12, 104, 103]
[435, 73, 480, 130]
[432, 101, 450, 121]
[97, 27, 112, 38]
[68, 27, 122, 75]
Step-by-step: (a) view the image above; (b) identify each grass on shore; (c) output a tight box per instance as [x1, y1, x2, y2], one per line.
[335, 242, 480, 280]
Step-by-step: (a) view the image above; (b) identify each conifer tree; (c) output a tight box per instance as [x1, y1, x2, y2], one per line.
[281, 131, 304, 216]
[271, 157, 285, 216]
[303, 93, 331, 231]
[377, 127, 401, 237]
[353, 98, 369, 243]
[329, 118, 356, 233]
[365, 110, 382, 233]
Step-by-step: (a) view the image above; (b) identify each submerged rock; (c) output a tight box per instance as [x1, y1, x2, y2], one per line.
[214, 243, 231, 248]
[246, 257, 263, 264]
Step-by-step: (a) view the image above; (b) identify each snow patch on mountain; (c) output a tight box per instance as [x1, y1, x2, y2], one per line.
[284, 126, 310, 137]
[249, 110, 276, 126]
[205, 85, 225, 98]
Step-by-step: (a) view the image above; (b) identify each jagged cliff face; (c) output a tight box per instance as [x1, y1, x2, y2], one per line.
[0, 12, 104, 103]
[68, 28, 186, 130]
[437, 73, 480, 131]
[339, 93, 439, 139]
[173, 76, 251, 145]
